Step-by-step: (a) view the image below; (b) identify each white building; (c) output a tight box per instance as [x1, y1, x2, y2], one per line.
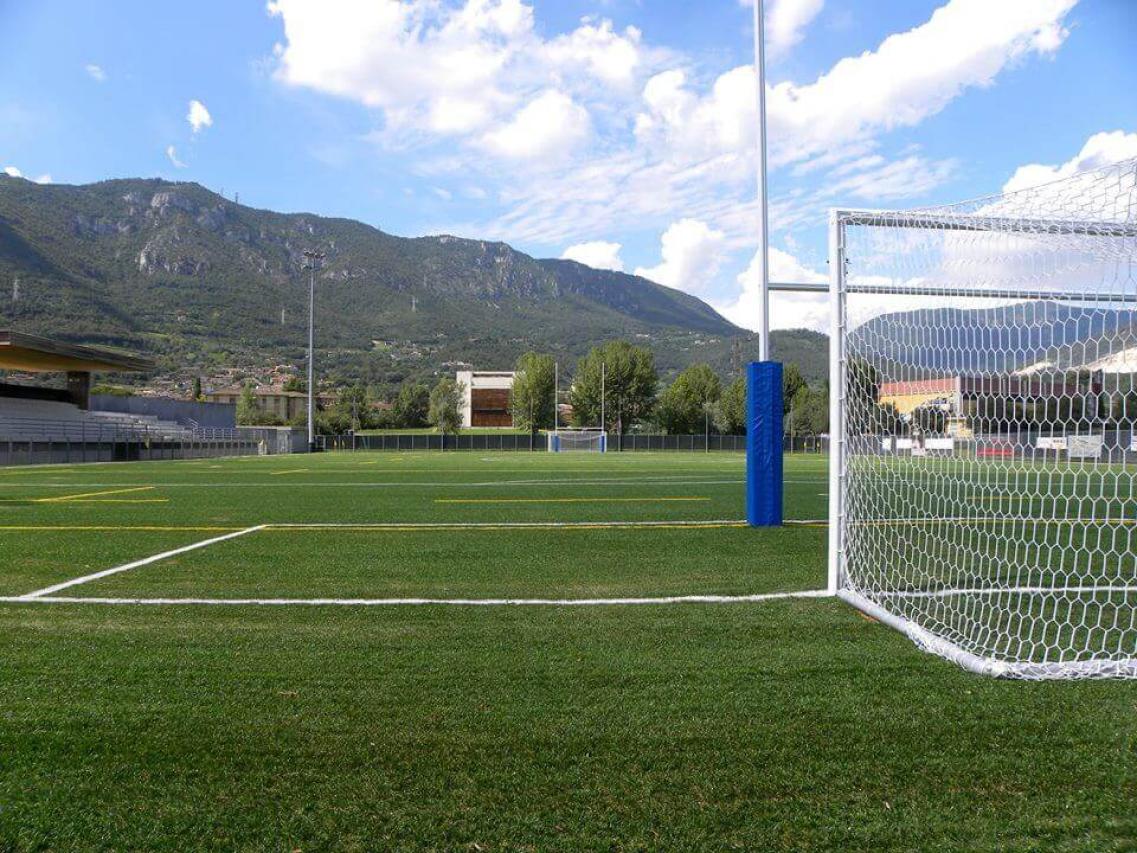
[456, 371, 515, 428]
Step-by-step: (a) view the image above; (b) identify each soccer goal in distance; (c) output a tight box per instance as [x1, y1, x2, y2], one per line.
[548, 429, 607, 452]
[827, 157, 1137, 680]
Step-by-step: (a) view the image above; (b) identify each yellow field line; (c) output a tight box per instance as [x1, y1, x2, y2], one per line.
[63, 498, 170, 504]
[434, 497, 710, 504]
[36, 486, 155, 503]
[270, 469, 310, 476]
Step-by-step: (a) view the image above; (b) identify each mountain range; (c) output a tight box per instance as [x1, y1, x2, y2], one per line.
[852, 301, 1137, 376]
[0, 175, 828, 389]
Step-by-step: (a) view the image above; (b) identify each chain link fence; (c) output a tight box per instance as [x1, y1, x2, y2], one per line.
[325, 433, 830, 453]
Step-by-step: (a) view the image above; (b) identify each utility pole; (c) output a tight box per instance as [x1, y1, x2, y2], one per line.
[600, 362, 606, 435]
[303, 249, 326, 453]
[705, 396, 711, 453]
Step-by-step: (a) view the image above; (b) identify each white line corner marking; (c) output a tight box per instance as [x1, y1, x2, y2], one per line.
[17, 525, 266, 600]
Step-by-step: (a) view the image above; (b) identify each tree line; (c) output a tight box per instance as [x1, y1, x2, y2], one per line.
[234, 338, 833, 437]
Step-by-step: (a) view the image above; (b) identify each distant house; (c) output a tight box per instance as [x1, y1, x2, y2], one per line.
[205, 387, 337, 422]
[456, 371, 515, 428]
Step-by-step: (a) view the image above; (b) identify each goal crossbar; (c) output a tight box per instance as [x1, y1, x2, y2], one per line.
[835, 208, 1137, 238]
[770, 279, 1137, 303]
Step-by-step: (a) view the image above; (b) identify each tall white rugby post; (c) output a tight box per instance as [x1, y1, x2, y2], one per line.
[826, 210, 845, 595]
[752, 0, 771, 361]
[303, 249, 325, 453]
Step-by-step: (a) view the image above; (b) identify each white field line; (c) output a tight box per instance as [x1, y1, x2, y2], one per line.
[0, 589, 833, 608]
[16, 525, 266, 600]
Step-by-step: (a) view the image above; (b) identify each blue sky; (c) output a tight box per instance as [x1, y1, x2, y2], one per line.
[1, 0, 1135, 331]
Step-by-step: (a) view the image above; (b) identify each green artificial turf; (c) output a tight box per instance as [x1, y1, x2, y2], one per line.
[0, 451, 1134, 850]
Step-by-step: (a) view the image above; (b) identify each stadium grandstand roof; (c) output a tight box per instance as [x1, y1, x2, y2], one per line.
[0, 330, 153, 373]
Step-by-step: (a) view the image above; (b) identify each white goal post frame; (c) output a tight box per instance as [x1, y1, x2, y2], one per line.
[548, 428, 608, 453]
[821, 202, 1137, 680]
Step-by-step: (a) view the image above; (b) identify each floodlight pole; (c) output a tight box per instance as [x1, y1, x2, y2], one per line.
[554, 361, 559, 434]
[303, 249, 325, 453]
[752, 0, 771, 361]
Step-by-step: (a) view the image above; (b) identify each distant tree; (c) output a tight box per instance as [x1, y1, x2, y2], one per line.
[191, 377, 202, 401]
[569, 341, 657, 433]
[911, 404, 947, 435]
[848, 359, 880, 411]
[392, 381, 430, 428]
[875, 401, 905, 436]
[656, 364, 722, 434]
[236, 384, 283, 426]
[236, 384, 258, 425]
[283, 375, 306, 393]
[1113, 387, 1137, 425]
[91, 384, 134, 397]
[429, 377, 464, 435]
[329, 384, 371, 432]
[714, 376, 747, 434]
[788, 385, 829, 436]
[782, 362, 806, 416]
[510, 351, 556, 433]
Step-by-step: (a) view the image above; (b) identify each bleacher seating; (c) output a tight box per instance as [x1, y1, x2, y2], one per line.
[0, 397, 196, 441]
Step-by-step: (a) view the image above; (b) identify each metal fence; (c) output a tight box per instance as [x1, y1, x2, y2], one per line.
[325, 432, 755, 452]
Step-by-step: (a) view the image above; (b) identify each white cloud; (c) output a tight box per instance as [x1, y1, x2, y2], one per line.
[2, 165, 51, 183]
[635, 219, 726, 293]
[716, 247, 828, 331]
[561, 241, 624, 272]
[166, 145, 187, 169]
[479, 90, 591, 160]
[266, 0, 650, 156]
[765, 0, 825, 58]
[1003, 130, 1137, 193]
[187, 99, 212, 134]
[85, 63, 106, 82]
[544, 19, 642, 87]
[637, 0, 1077, 168]
[824, 155, 958, 201]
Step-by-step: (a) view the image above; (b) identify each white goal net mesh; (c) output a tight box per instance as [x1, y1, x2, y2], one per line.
[549, 430, 607, 452]
[833, 158, 1137, 679]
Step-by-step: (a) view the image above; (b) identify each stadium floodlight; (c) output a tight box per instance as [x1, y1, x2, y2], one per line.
[302, 249, 326, 453]
[828, 157, 1137, 679]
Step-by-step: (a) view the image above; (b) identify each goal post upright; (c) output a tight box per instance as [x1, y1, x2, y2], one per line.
[826, 209, 847, 595]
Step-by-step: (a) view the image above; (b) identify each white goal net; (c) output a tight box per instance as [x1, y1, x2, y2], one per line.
[830, 158, 1137, 679]
[549, 430, 607, 452]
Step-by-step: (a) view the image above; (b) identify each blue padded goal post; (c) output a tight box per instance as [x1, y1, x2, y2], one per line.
[746, 361, 783, 527]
